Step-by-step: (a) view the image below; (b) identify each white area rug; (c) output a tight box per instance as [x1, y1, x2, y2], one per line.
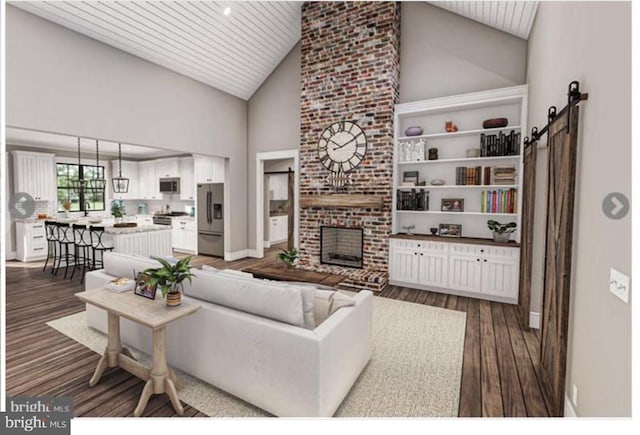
[47, 296, 466, 417]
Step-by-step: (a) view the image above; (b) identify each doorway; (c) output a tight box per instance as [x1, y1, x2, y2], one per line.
[255, 150, 299, 258]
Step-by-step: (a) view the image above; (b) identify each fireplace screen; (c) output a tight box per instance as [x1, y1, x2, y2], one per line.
[320, 226, 364, 269]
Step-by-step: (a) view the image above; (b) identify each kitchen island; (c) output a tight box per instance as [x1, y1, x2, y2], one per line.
[14, 218, 173, 262]
[103, 225, 173, 258]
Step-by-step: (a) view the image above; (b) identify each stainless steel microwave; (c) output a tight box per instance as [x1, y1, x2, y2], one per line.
[159, 178, 180, 194]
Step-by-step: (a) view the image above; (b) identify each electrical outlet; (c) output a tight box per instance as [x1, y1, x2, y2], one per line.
[571, 384, 578, 407]
[609, 268, 630, 303]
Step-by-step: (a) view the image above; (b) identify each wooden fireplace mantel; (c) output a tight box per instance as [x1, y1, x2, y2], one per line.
[300, 194, 384, 209]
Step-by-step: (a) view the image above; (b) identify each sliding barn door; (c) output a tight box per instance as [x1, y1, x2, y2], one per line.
[517, 140, 538, 328]
[540, 107, 580, 417]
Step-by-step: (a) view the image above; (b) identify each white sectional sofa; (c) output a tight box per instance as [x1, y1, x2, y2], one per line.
[84, 252, 373, 417]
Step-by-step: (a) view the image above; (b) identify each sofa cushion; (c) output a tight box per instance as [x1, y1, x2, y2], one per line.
[199, 269, 317, 329]
[217, 269, 255, 280]
[314, 290, 356, 325]
[292, 285, 316, 329]
[103, 252, 161, 280]
[184, 271, 305, 328]
[201, 264, 219, 273]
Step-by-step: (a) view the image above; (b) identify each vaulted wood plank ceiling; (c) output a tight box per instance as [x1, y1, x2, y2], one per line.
[11, 2, 538, 101]
[11, 1, 302, 100]
[429, 1, 539, 39]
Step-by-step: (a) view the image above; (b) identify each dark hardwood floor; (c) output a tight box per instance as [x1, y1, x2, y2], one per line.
[5, 245, 552, 417]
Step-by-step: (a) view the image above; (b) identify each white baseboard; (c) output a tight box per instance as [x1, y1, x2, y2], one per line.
[6, 251, 16, 261]
[529, 312, 540, 329]
[263, 240, 271, 248]
[224, 250, 249, 261]
[564, 394, 578, 417]
[246, 249, 261, 258]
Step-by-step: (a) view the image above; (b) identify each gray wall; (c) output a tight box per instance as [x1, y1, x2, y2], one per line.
[6, 5, 248, 252]
[246, 3, 527, 249]
[247, 43, 301, 250]
[399, 3, 527, 102]
[527, 1, 631, 416]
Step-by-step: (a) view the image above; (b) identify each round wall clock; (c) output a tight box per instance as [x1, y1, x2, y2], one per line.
[317, 121, 367, 174]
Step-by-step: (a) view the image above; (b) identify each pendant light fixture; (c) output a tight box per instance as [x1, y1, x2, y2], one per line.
[71, 137, 87, 194]
[112, 143, 130, 193]
[86, 139, 106, 193]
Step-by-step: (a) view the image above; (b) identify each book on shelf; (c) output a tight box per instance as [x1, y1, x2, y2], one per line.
[396, 189, 429, 211]
[456, 165, 517, 186]
[492, 165, 517, 185]
[481, 188, 518, 214]
[480, 130, 521, 157]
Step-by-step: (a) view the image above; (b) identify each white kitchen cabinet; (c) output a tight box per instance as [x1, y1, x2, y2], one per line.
[194, 155, 225, 184]
[171, 217, 196, 253]
[389, 238, 520, 303]
[268, 215, 288, 243]
[138, 161, 161, 200]
[179, 157, 195, 200]
[12, 151, 56, 201]
[111, 160, 139, 200]
[268, 174, 289, 201]
[16, 221, 47, 261]
[155, 158, 180, 178]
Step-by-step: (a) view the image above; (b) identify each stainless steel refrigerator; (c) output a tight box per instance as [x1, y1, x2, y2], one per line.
[197, 183, 224, 257]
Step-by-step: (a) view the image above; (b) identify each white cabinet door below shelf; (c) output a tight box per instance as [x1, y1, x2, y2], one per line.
[481, 249, 520, 299]
[416, 250, 449, 289]
[389, 248, 418, 284]
[448, 253, 483, 294]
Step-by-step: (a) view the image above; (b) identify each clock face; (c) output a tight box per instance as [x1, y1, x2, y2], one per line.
[317, 121, 367, 173]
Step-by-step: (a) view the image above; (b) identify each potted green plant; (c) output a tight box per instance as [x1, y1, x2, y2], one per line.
[277, 247, 300, 269]
[61, 199, 72, 218]
[487, 220, 517, 243]
[143, 256, 195, 307]
[111, 201, 125, 224]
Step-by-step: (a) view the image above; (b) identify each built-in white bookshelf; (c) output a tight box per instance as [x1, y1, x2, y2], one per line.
[392, 86, 528, 242]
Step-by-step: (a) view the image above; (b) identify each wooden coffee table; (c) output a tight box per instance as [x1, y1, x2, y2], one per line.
[76, 288, 199, 417]
[243, 264, 345, 287]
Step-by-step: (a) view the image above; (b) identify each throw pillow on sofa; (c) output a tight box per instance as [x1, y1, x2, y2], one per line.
[314, 290, 356, 325]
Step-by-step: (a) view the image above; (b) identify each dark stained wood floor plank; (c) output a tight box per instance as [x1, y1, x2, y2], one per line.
[433, 292, 448, 308]
[446, 294, 458, 310]
[479, 300, 504, 417]
[459, 298, 482, 417]
[502, 305, 549, 417]
[414, 289, 431, 305]
[404, 288, 421, 304]
[491, 303, 527, 417]
[456, 296, 469, 313]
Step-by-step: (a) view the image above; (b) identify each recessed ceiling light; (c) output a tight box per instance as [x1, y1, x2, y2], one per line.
[223, 7, 231, 16]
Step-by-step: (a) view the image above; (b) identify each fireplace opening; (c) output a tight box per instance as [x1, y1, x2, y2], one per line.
[320, 226, 364, 269]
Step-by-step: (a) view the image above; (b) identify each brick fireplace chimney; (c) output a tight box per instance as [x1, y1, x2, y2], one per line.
[298, 1, 401, 291]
